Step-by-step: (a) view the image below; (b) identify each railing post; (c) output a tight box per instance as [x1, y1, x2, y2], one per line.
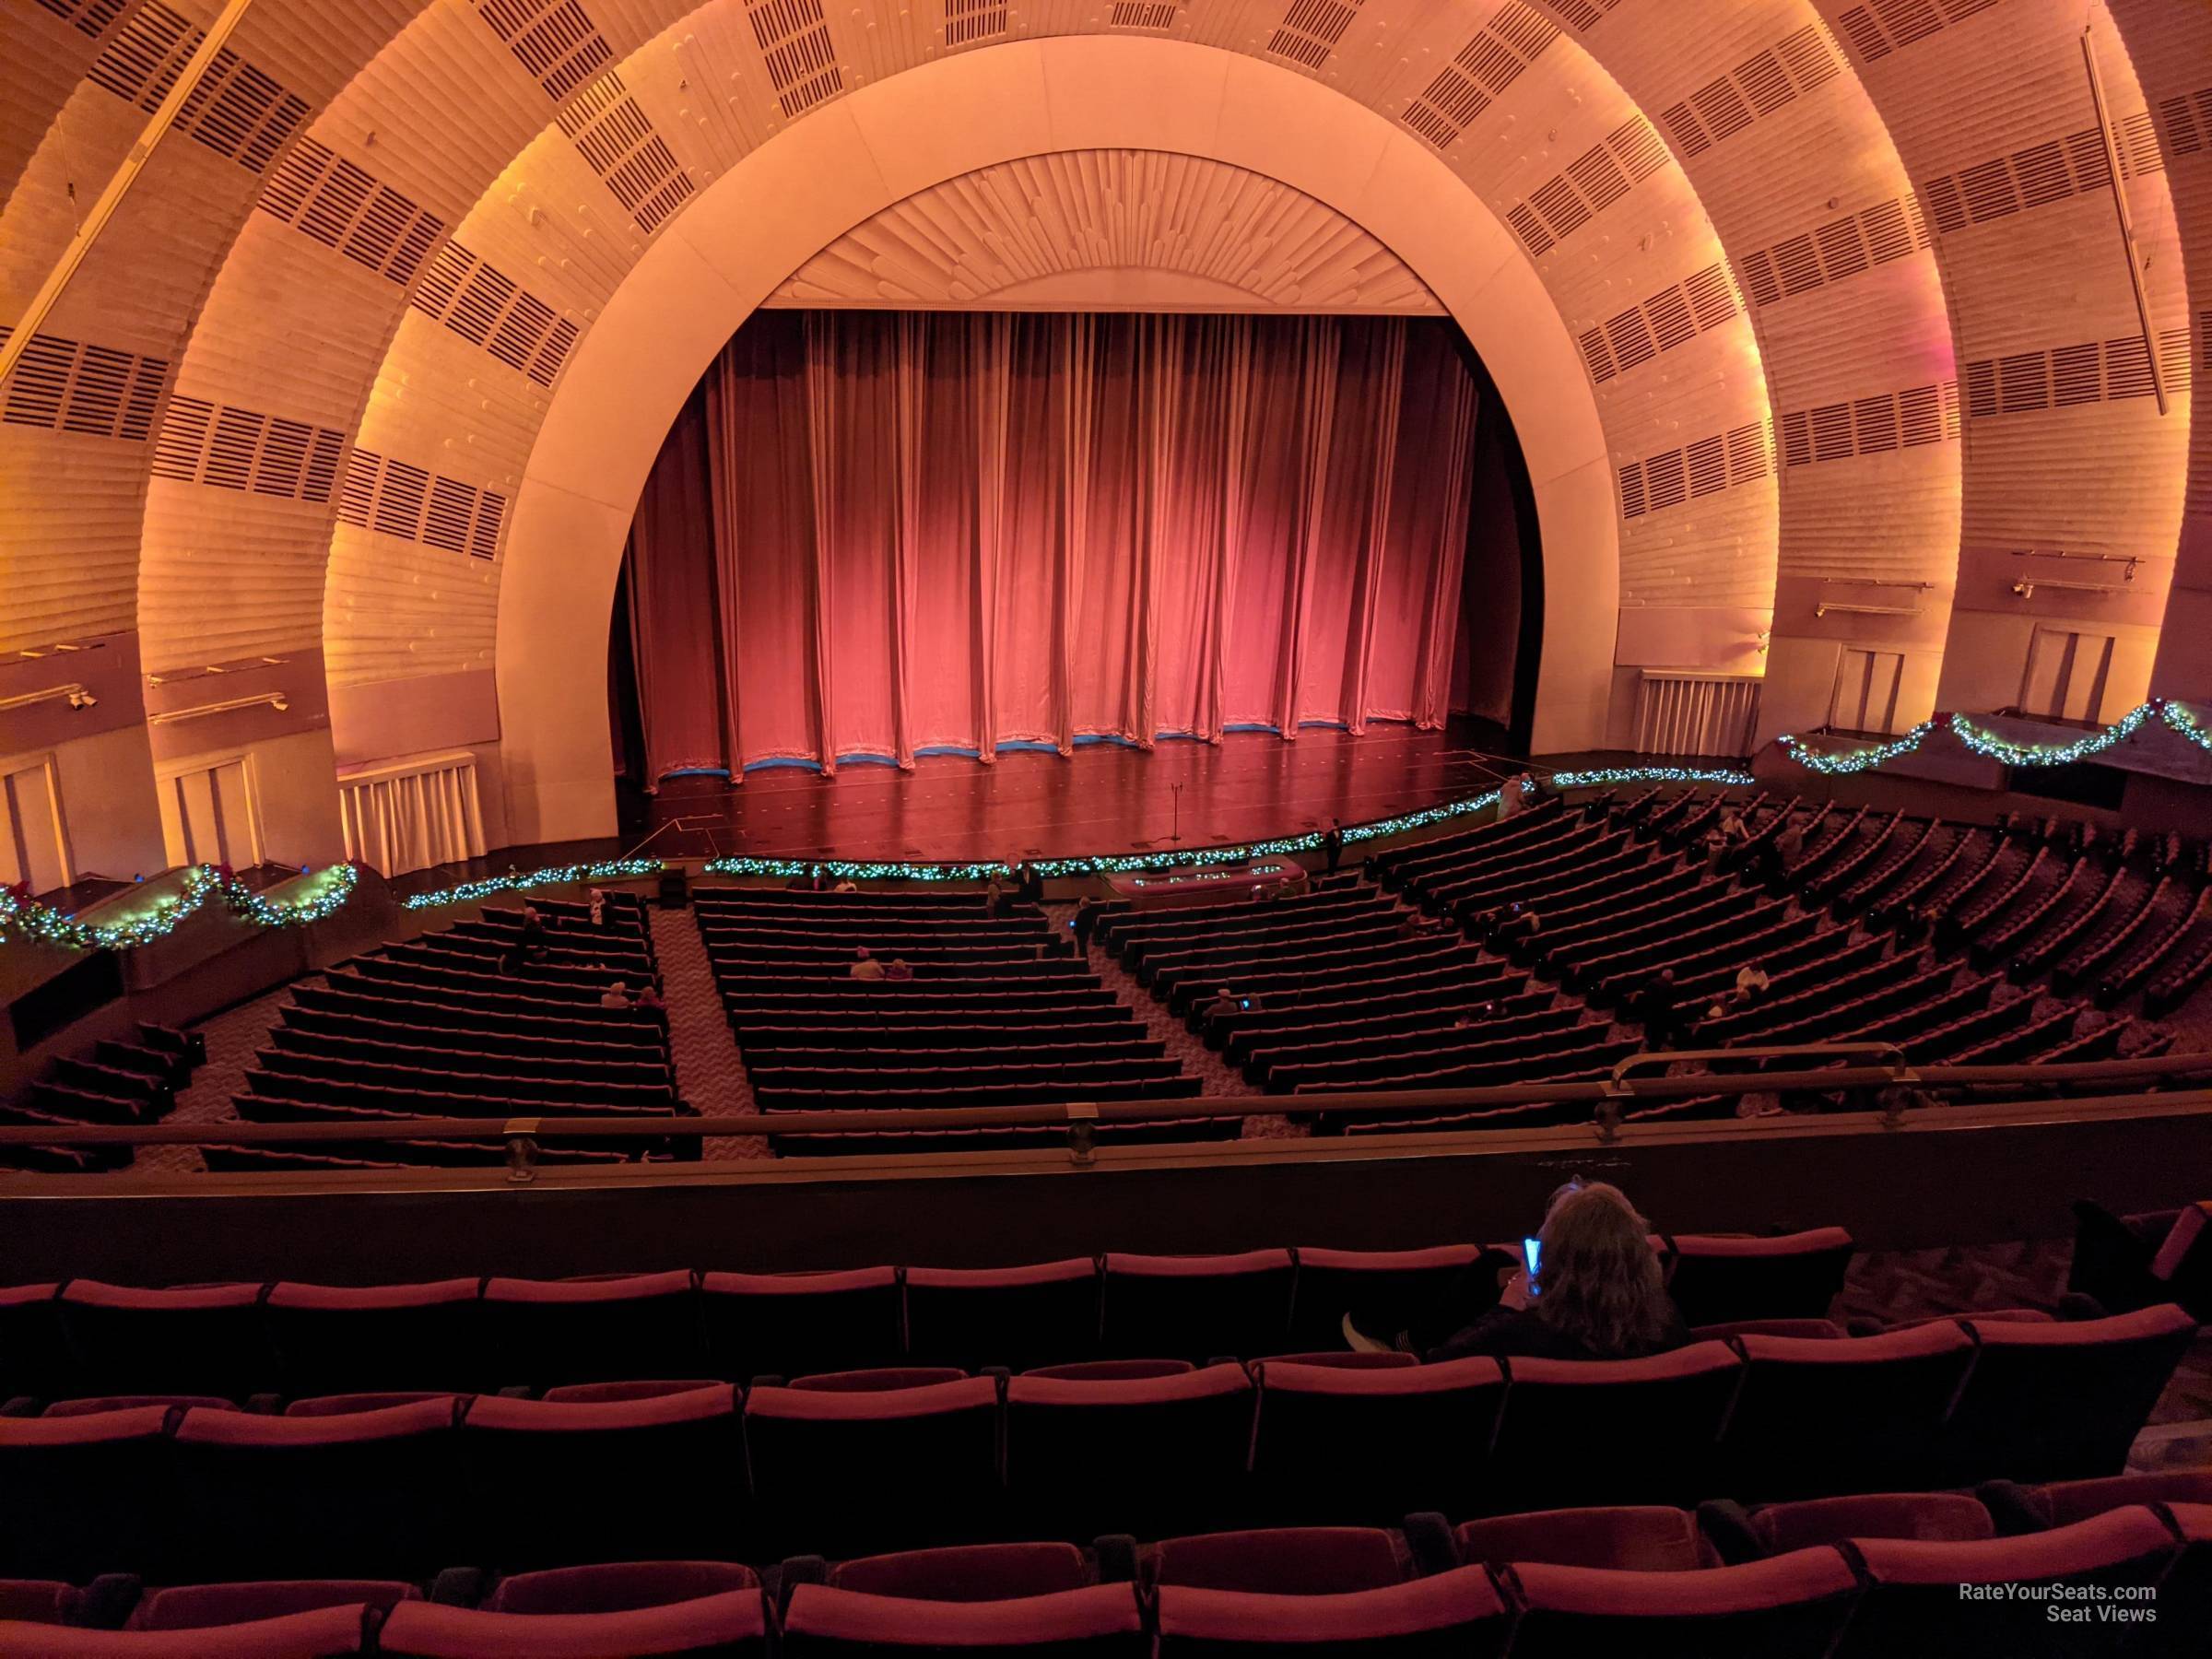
[503, 1117, 541, 1184]
[1594, 1099, 1622, 1146]
[1065, 1103, 1098, 1168]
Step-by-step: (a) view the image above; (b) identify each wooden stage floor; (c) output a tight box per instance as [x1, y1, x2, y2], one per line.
[619, 722, 1519, 865]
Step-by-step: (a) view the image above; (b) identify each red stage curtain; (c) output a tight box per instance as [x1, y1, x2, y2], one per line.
[622, 312, 1481, 782]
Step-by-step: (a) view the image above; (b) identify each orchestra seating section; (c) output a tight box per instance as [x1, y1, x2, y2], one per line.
[222, 892, 687, 1172]
[0, 1230, 2200, 1653]
[692, 886, 1202, 1155]
[1099, 786, 2208, 1138]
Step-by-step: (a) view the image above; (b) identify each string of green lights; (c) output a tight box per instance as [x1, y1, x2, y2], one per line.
[1776, 699, 2212, 777]
[0, 863, 359, 951]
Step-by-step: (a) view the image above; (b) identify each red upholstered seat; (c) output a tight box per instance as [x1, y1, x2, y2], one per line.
[788, 1367, 968, 1392]
[1661, 1230, 1854, 1328]
[481, 1271, 699, 1388]
[1720, 1322, 1977, 1499]
[1485, 1342, 1745, 1511]
[265, 1279, 486, 1396]
[904, 1260, 1100, 1373]
[828, 1543, 1093, 1601]
[1153, 1567, 1512, 1656]
[782, 1583, 1145, 1656]
[0, 1405, 177, 1581]
[485, 1562, 759, 1615]
[1937, 1304, 2200, 1483]
[377, 1589, 768, 1657]
[57, 1281, 271, 1400]
[1251, 1350, 1418, 1370]
[1245, 1357, 1507, 1525]
[1743, 1491, 1994, 1555]
[0, 1284, 69, 1401]
[42, 1394, 233, 1417]
[1285, 1245, 1483, 1351]
[1830, 1506, 2182, 1657]
[0, 1604, 371, 1655]
[1005, 1363, 1256, 1542]
[168, 1398, 462, 1582]
[1099, 1252, 1295, 1362]
[1454, 1505, 1713, 1571]
[2015, 1469, 2212, 1529]
[285, 1392, 457, 1416]
[1021, 1359, 1193, 1382]
[1145, 1527, 1409, 1594]
[128, 1581, 418, 1630]
[1503, 1548, 1862, 1657]
[540, 1380, 726, 1403]
[458, 1387, 746, 1569]
[0, 1581, 83, 1625]
[745, 1376, 1002, 1559]
[1688, 1319, 1845, 1342]
[700, 1269, 902, 1382]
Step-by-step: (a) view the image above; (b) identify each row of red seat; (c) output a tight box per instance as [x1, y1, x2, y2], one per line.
[2, 1307, 2195, 1578]
[5, 1484, 2206, 1654]
[0, 1236, 1856, 1401]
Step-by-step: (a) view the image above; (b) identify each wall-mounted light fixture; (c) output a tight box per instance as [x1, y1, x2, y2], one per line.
[147, 691, 290, 725]
[0, 682, 98, 713]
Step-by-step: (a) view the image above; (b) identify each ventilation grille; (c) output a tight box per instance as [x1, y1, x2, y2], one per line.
[0, 328, 170, 441]
[37, 0, 125, 38]
[1836, 0, 2005, 63]
[149, 396, 346, 501]
[2153, 87, 2212, 159]
[1266, 0, 1362, 73]
[338, 450, 508, 559]
[1738, 196, 1930, 309]
[1107, 1, 1180, 25]
[406, 241, 582, 388]
[1503, 116, 1666, 256]
[1542, 0, 1623, 29]
[745, 0, 843, 116]
[1659, 25, 1841, 159]
[1635, 672, 1761, 759]
[1399, 2, 1556, 148]
[257, 138, 446, 285]
[556, 73, 698, 234]
[1959, 333, 2192, 421]
[1577, 264, 1741, 384]
[1618, 422, 1771, 520]
[84, 1, 309, 175]
[1778, 381, 1959, 468]
[473, 0, 614, 101]
[1920, 123, 2164, 238]
[944, 0, 1007, 48]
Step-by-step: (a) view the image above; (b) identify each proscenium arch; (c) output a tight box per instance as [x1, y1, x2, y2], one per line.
[493, 37, 1626, 845]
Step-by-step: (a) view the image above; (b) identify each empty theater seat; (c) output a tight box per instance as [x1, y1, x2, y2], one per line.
[0, 1405, 179, 1581]
[1700, 1491, 1994, 1564]
[903, 1259, 1100, 1372]
[1099, 1252, 1295, 1361]
[1452, 1505, 1715, 1571]
[700, 1269, 902, 1381]
[781, 1583, 1147, 1657]
[264, 1279, 487, 1396]
[818, 1542, 1098, 1601]
[0, 1605, 372, 1655]
[1153, 1568, 1512, 1655]
[56, 1281, 272, 1400]
[1284, 1244, 1485, 1351]
[1485, 1342, 1746, 1511]
[482, 1561, 760, 1615]
[126, 1582, 419, 1630]
[376, 1590, 769, 1657]
[1244, 1357, 1507, 1525]
[1661, 1230, 1854, 1328]
[1142, 1527, 1411, 1594]
[1501, 1549, 1863, 1657]
[1005, 1364, 1256, 1542]
[479, 1271, 700, 1387]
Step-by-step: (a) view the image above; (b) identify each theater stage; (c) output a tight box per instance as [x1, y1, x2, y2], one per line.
[611, 720, 1517, 867]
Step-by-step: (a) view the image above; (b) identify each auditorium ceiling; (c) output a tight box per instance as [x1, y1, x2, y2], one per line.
[3, 0, 2209, 858]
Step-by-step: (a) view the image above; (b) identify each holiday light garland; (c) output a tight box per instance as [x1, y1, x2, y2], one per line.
[399, 857, 667, 912]
[1778, 699, 2212, 777]
[0, 862, 359, 952]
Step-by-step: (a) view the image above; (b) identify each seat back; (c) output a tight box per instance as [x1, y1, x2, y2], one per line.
[479, 1272, 699, 1388]
[1504, 1548, 1862, 1658]
[1832, 1506, 2181, 1658]
[458, 1387, 746, 1569]
[265, 1280, 486, 1395]
[1146, 1527, 1408, 1594]
[1246, 1358, 1506, 1525]
[0, 1406, 175, 1580]
[1285, 1246, 1481, 1352]
[904, 1260, 1100, 1372]
[1487, 1343, 1744, 1510]
[1746, 1492, 1994, 1556]
[744, 1377, 1002, 1559]
[377, 1590, 768, 1657]
[1662, 1230, 1853, 1328]
[1938, 1305, 2199, 1483]
[0, 1605, 371, 1655]
[2023, 1469, 2212, 1529]
[58, 1282, 271, 1398]
[1723, 1322, 1976, 1499]
[1454, 1505, 1711, 1571]
[1154, 1568, 1512, 1657]
[1006, 1364, 1255, 1542]
[701, 1269, 903, 1382]
[782, 1583, 1146, 1656]
[168, 1399, 462, 1581]
[1099, 1253, 1294, 1361]
[827, 1543, 1092, 1602]
[485, 1562, 760, 1615]
[130, 1582, 418, 1630]
[0, 1284, 68, 1400]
